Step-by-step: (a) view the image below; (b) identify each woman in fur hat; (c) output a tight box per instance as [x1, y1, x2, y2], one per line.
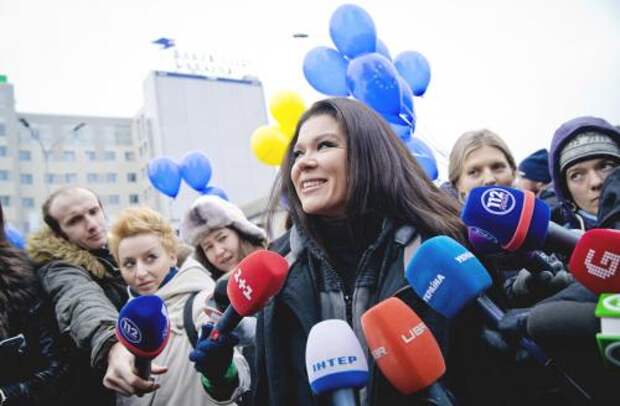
[180, 195, 268, 282]
[108, 206, 251, 406]
[0, 201, 69, 405]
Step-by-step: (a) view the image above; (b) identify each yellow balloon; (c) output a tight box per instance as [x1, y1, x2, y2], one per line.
[269, 91, 306, 135]
[250, 125, 289, 166]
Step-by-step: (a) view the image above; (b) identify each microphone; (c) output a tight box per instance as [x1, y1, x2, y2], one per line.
[595, 293, 620, 368]
[568, 229, 620, 294]
[305, 319, 369, 405]
[462, 186, 581, 256]
[210, 250, 289, 340]
[116, 295, 171, 379]
[527, 301, 599, 342]
[405, 236, 591, 402]
[361, 297, 446, 394]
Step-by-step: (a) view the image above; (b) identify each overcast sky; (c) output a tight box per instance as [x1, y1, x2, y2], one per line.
[1, 0, 619, 168]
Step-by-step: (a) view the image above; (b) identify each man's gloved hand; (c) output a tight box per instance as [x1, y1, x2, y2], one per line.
[189, 322, 239, 381]
[512, 269, 574, 298]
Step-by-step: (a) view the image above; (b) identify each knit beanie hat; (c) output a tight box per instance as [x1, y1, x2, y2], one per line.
[559, 132, 620, 173]
[180, 195, 267, 247]
[518, 149, 551, 183]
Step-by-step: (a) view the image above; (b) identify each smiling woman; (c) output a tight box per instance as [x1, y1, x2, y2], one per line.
[256, 98, 467, 405]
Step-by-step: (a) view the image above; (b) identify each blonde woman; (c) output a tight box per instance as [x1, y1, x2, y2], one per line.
[108, 207, 250, 406]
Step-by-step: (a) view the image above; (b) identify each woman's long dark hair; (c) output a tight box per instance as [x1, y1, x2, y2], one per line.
[0, 201, 37, 337]
[266, 98, 466, 244]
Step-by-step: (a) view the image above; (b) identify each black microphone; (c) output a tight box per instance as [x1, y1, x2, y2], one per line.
[527, 301, 599, 342]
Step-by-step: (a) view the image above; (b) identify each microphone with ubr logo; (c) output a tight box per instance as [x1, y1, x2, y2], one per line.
[305, 319, 369, 406]
[361, 297, 446, 395]
[595, 293, 620, 368]
[209, 249, 289, 341]
[462, 186, 581, 257]
[116, 295, 171, 379]
[405, 236, 592, 402]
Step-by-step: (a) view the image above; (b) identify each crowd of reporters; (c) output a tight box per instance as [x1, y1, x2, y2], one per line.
[1, 98, 619, 405]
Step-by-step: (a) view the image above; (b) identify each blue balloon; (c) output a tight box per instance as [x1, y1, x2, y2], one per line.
[201, 185, 229, 201]
[375, 38, 391, 60]
[303, 47, 350, 96]
[180, 151, 212, 191]
[4, 224, 25, 249]
[148, 157, 182, 198]
[389, 123, 412, 140]
[404, 137, 438, 180]
[329, 4, 377, 59]
[346, 53, 402, 116]
[397, 76, 415, 127]
[394, 51, 431, 96]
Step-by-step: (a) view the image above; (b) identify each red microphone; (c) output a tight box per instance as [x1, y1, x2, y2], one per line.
[209, 250, 289, 340]
[361, 297, 446, 394]
[569, 229, 620, 294]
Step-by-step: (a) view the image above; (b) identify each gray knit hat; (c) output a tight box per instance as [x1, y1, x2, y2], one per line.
[559, 131, 620, 173]
[180, 195, 267, 247]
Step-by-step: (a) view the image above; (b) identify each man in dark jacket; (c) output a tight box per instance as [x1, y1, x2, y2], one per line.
[549, 116, 620, 230]
[597, 167, 620, 229]
[27, 187, 164, 405]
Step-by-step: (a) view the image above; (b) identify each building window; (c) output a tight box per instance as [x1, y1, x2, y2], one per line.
[45, 174, 64, 184]
[115, 125, 132, 145]
[127, 173, 137, 183]
[18, 150, 31, 161]
[65, 173, 78, 183]
[0, 146, 6, 156]
[129, 194, 139, 204]
[0, 170, 9, 181]
[125, 151, 135, 162]
[107, 195, 120, 205]
[63, 151, 76, 161]
[106, 173, 117, 183]
[85, 150, 96, 161]
[0, 196, 10, 206]
[104, 151, 116, 161]
[21, 197, 35, 208]
[20, 174, 33, 184]
[87, 173, 100, 183]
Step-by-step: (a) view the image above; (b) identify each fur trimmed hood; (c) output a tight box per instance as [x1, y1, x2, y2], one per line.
[0, 246, 37, 337]
[27, 226, 110, 279]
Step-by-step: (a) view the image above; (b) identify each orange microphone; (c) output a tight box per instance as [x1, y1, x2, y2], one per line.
[361, 297, 446, 394]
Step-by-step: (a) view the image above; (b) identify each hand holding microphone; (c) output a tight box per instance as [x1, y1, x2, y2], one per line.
[190, 322, 239, 381]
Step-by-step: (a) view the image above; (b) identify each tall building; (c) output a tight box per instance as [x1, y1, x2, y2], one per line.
[1, 71, 279, 235]
[0, 79, 143, 234]
[137, 71, 276, 228]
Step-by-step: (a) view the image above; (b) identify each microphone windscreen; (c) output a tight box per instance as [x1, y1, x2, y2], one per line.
[527, 301, 599, 341]
[468, 226, 502, 255]
[227, 250, 289, 316]
[569, 229, 620, 294]
[462, 186, 550, 252]
[116, 295, 170, 359]
[405, 236, 492, 318]
[305, 319, 369, 395]
[361, 298, 445, 394]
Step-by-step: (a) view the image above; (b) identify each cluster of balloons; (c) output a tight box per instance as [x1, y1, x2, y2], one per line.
[147, 151, 228, 200]
[302, 4, 437, 180]
[250, 90, 306, 166]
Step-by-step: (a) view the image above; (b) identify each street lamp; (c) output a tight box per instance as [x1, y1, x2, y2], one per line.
[17, 118, 87, 194]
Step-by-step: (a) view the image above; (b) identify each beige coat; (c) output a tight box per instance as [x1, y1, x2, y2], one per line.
[116, 257, 250, 406]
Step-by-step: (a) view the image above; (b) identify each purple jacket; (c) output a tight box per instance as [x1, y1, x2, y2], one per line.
[549, 116, 620, 228]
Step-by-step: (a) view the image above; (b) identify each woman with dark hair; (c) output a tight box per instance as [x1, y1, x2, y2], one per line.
[0, 202, 69, 405]
[255, 98, 466, 405]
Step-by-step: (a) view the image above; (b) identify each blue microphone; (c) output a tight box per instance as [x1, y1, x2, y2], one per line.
[305, 319, 369, 405]
[116, 295, 170, 379]
[405, 236, 591, 402]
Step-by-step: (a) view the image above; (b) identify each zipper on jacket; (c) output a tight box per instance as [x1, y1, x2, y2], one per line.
[344, 293, 353, 325]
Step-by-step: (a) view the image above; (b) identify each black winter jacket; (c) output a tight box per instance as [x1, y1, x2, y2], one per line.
[254, 221, 455, 406]
[0, 252, 69, 406]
